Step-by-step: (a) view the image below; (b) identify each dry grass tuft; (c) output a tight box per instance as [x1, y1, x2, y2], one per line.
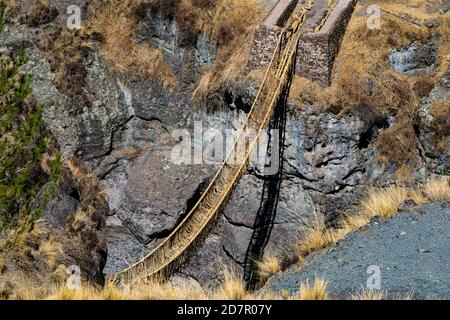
[0, 256, 5, 273]
[215, 270, 249, 300]
[67, 157, 107, 203]
[191, 0, 267, 105]
[257, 255, 281, 282]
[296, 278, 328, 300]
[71, 208, 91, 232]
[38, 237, 63, 270]
[351, 287, 385, 300]
[423, 178, 450, 201]
[88, 0, 178, 90]
[351, 286, 415, 300]
[359, 186, 409, 219]
[298, 211, 343, 256]
[47, 285, 99, 300]
[298, 213, 330, 255]
[428, 100, 450, 152]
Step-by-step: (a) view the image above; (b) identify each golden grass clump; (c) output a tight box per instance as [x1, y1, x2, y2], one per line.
[298, 213, 330, 255]
[257, 255, 281, 282]
[0, 256, 5, 273]
[297, 211, 344, 256]
[88, 0, 266, 93]
[359, 186, 409, 218]
[214, 270, 249, 300]
[88, 0, 178, 90]
[151, 0, 267, 47]
[351, 286, 415, 300]
[71, 208, 91, 232]
[38, 237, 63, 270]
[351, 287, 385, 300]
[297, 179, 449, 264]
[20, 269, 247, 300]
[341, 186, 420, 234]
[296, 278, 328, 300]
[423, 178, 450, 201]
[66, 157, 107, 203]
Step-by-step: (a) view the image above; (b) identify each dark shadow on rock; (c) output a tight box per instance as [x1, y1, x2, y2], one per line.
[243, 53, 294, 290]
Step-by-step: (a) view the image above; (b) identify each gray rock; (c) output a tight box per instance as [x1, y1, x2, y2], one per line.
[283, 105, 389, 220]
[116, 145, 214, 245]
[262, 201, 450, 299]
[1, 25, 126, 161]
[103, 215, 151, 275]
[178, 173, 318, 287]
[389, 38, 438, 75]
[100, 141, 215, 273]
[415, 65, 450, 175]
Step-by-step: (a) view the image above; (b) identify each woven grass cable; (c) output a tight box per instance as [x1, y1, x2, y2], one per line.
[276, 0, 314, 78]
[112, 2, 315, 284]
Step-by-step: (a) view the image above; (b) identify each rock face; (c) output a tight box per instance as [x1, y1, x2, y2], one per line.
[1, 24, 126, 160]
[178, 173, 316, 286]
[389, 38, 438, 76]
[283, 106, 388, 221]
[262, 201, 450, 300]
[3, 0, 448, 289]
[415, 65, 450, 175]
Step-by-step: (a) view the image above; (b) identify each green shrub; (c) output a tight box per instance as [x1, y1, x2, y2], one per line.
[0, 5, 62, 233]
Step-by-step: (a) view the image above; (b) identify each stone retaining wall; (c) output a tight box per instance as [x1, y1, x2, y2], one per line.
[296, 0, 357, 86]
[247, 0, 357, 87]
[247, 0, 299, 71]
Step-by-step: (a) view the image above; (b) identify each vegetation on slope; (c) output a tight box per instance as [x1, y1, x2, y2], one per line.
[297, 178, 450, 260]
[0, 3, 62, 233]
[291, 5, 449, 177]
[87, 0, 266, 94]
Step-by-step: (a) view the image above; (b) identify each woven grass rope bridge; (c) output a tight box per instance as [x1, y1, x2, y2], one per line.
[112, 0, 317, 284]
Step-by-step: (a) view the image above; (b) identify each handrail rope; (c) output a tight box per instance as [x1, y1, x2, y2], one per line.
[276, 0, 313, 78]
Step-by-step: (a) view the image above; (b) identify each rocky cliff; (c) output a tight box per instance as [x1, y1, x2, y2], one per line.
[1, 0, 448, 292]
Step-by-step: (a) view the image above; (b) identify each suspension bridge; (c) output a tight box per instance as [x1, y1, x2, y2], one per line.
[112, 0, 353, 283]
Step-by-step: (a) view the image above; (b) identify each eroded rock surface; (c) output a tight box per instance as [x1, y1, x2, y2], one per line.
[3, 0, 448, 288]
[389, 38, 438, 75]
[415, 65, 450, 175]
